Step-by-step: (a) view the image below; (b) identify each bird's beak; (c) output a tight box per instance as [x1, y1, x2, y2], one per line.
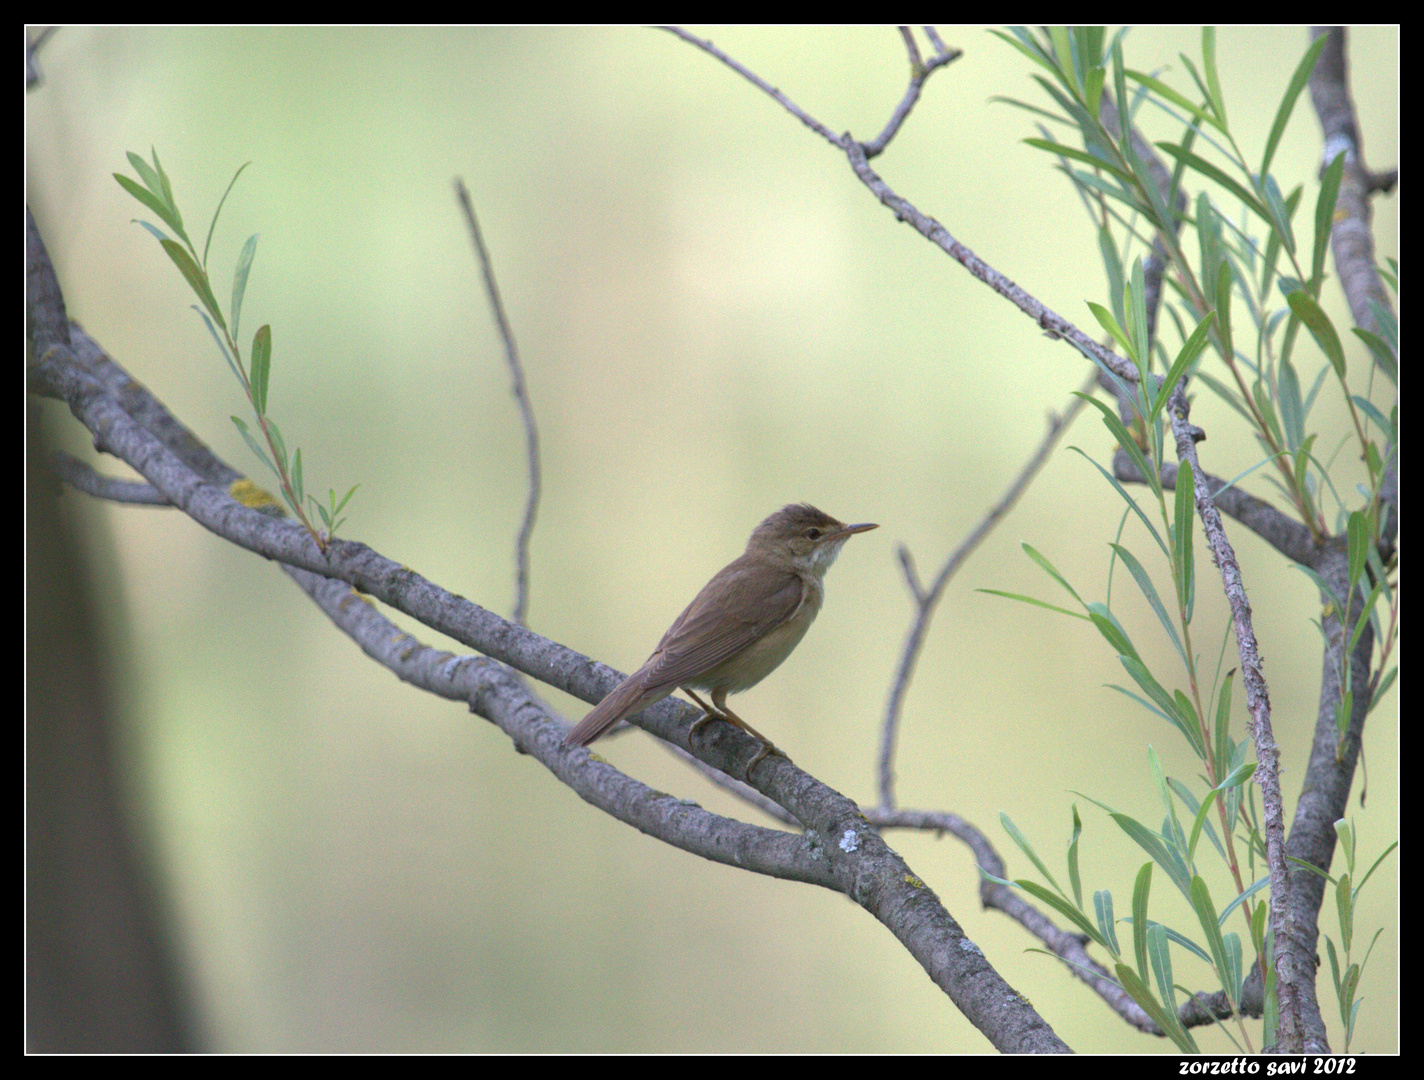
[838, 522, 878, 538]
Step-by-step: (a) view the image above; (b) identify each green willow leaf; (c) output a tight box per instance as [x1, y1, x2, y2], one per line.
[1174, 459, 1195, 622]
[1117, 963, 1198, 1052]
[1260, 172, 1295, 256]
[231, 234, 259, 342]
[1124, 68, 1224, 134]
[1261, 33, 1330, 178]
[202, 160, 253, 268]
[159, 239, 225, 331]
[1024, 138, 1132, 183]
[1088, 300, 1135, 358]
[1147, 923, 1181, 1028]
[1153, 312, 1215, 419]
[114, 173, 185, 238]
[1132, 862, 1152, 983]
[1094, 889, 1120, 954]
[1286, 291, 1346, 376]
[1200, 28, 1227, 127]
[1155, 142, 1267, 223]
[1190, 875, 1235, 1006]
[250, 324, 272, 415]
[999, 812, 1065, 896]
[1109, 543, 1186, 664]
[1312, 152, 1346, 288]
[1112, 811, 1192, 895]
[231, 415, 276, 475]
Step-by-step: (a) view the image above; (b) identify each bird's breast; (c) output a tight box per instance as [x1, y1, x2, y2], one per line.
[686, 578, 822, 694]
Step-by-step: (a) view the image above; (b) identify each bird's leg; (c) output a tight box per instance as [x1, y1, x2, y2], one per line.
[683, 688, 787, 776]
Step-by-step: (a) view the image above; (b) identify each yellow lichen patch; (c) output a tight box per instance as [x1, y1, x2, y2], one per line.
[230, 477, 284, 513]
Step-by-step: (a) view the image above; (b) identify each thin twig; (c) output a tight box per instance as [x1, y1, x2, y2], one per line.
[843, 141, 1144, 388]
[455, 180, 542, 628]
[878, 377, 1093, 809]
[49, 452, 172, 505]
[861, 27, 962, 158]
[659, 27, 846, 150]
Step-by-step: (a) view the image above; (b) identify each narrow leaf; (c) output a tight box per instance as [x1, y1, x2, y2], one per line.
[1022, 139, 1133, 182]
[1088, 300, 1135, 358]
[1094, 889, 1120, 955]
[1213, 670, 1236, 782]
[202, 160, 253, 268]
[1336, 872, 1354, 953]
[999, 812, 1064, 896]
[1112, 812, 1192, 895]
[1153, 312, 1216, 419]
[1346, 509, 1370, 594]
[250, 325, 272, 415]
[114, 173, 185, 237]
[1124, 68, 1224, 134]
[1070, 447, 1167, 552]
[1213, 261, 1234, 364]
[1261, 33, 1330, 178]
[1155, 143, 1268, 224]
[1132, 862, 1152, 983]
[266, 417, 288, 472]
[194, 307, 245, 387]
[1147, 922, 1179, 1019]
[1017, 878, 1105, 946]
[1286, 291, 1347, 376]
[1190, 875, 1234, 1000]
[1278, 358, 1305, 451]
[1109, 543, 1186, 664]
[1117, 962, 1198, 1052]
[1200, 28, 1226, 126]
[231, 234, 259, 342]
[150, 147, 178, 212]
[290, 446, 305, 506]
[126, 150, 165, 202]
[1312, 152, 1345, 288]
[1091, 604, 1140, 661]
[977, 588, 1085, 620]
[1260, 172, 1296, 255]
[160, 239, 226, 331]
[1173, 459, 1195, 622]
[1021, 543, 1087, 607]
[231, 416, 277, 475]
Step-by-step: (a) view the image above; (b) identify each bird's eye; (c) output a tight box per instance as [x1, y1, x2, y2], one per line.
[806, 528, 823, 539]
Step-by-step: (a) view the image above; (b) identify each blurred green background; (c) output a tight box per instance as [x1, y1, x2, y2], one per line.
[27, 26, 1397, 1053]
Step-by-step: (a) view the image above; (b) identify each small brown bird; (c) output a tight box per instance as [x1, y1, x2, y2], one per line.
[564, 504, 877, 771]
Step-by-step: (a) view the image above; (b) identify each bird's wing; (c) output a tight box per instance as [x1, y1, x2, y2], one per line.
[640, 560, 805, 691]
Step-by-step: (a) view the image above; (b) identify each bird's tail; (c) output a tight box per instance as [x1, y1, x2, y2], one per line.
[563, 673, 672, 747]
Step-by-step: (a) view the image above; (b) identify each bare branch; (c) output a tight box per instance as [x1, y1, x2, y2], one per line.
[842, 140, 1143, 387]
[878, 378, 1092, 809]
[454, 180, 542, 628]
[48, 452, 172, 505]
[860, 27, 963, 158]
[1308, 27, 1397, 339]
[659, 26, 846, 150]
